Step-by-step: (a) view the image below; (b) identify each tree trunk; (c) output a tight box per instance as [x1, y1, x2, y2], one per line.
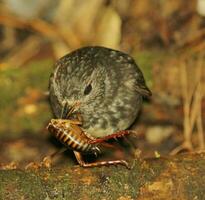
[0, 152, 205, 200]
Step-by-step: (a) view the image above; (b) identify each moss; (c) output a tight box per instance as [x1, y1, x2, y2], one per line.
[0, 59, 53, 138]
[0, 170, 47, 200]
[185, 175, 205, 200]
[23, 60, 53, 89]
[133, 51, 156, 88]
[133, 50, 174, 89]
[182, 157, 205, 200]
[1, 153, 205, 199]
[0, 68, 25, 109]
[83, 159, 166, 200]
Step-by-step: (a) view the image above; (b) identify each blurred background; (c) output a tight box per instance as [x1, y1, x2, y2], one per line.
[0, 0, 204, 169]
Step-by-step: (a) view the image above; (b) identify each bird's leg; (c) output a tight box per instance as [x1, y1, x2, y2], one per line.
[88, 130, 133, 144]
[73, 151, 130, 169]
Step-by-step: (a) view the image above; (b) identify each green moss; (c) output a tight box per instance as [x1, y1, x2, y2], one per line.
[0, 170, 47, 200]
[84, 159, 166, 200]
[182, 158, 205, 200]
[185, 176, 205, 200]
[24, 61, 53, 88]
[0, 68, 24, 108]
[133, 51, 155, 87]
[38, 168, 81, 200]
[133, 50, 173, 89]
[0, 59, 53, 138]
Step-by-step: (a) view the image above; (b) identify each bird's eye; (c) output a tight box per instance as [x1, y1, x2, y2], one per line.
[84, 84, 92, 95]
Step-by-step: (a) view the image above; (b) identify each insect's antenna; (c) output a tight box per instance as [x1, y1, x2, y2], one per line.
[60, 102, 68, 119]
[60, 106, 64, 119]
[66, 101, 80, 118]
[66, 105, 75, 118]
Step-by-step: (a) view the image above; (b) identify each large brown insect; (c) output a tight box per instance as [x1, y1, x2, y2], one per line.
[47, 118, 131, 168]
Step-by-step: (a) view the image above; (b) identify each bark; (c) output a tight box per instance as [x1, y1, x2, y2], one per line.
[0, 152, 205, 200]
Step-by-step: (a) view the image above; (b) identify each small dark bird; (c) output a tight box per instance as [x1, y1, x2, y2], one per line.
[49, 46, 151, 139]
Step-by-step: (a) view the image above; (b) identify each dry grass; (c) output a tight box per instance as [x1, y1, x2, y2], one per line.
[171, 54, 204, 155]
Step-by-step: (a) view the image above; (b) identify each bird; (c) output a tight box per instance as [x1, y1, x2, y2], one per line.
[49, 46, 151, 139]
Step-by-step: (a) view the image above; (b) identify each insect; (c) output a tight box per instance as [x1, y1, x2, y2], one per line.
[47, 118, 131, 168]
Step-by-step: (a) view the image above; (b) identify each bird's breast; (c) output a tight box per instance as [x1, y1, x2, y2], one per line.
[80, 96, 142, 138]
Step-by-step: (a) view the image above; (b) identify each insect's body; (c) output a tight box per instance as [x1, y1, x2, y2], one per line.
[47, 119, 100, 155]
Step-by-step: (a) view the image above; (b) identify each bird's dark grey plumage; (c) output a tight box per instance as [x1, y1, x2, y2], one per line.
[49, 46, 151, 138]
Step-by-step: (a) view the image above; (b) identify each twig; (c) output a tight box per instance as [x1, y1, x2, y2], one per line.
[171, 54, 205, 155]
[0, 13, 81, 49]
[195, 54, 204, 149]
[180, 61, 193, 149]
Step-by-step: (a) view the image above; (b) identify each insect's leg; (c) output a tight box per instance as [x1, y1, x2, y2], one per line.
[26, 147, 68, 169]
[123, 135, 137, 148]
[88, 130, 133, 144]
[99, 142, 119, 149]
[49, 147, 67, 159]
[66, 101, 81, 118]
[42, 147, 67, 167]
[76, 113, 83, 123]
[73, 151, 130, 169]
